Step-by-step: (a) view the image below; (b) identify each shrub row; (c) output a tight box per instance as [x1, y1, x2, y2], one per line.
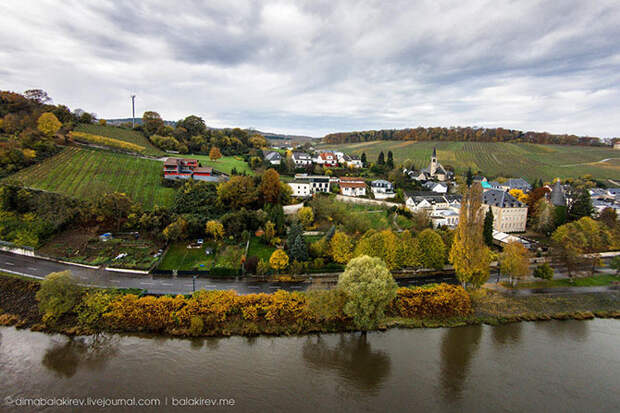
[387, 284, 473, 319]
[69, 131, 145, 153]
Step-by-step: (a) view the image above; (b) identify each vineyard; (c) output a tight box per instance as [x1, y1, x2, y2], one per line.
[3, 147, 176, 209]
[75, 124, 164, 156]
[320, 141, 620, 181]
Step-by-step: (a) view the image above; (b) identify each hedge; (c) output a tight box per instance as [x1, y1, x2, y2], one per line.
[70, 131, 145, 153]
[387, 284, 472, 319]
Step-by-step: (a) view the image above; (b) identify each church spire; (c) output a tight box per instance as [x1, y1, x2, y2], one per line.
[432, 147, 437, 158]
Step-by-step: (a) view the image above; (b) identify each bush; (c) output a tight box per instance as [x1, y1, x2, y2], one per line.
[36, 271, 83, 323]
[610, 256, 620, 275]
[387, 284, 472, 319]
[533, 263, 554, 280]
[77, 290, 117, 327]
[189, 315, 204, 335]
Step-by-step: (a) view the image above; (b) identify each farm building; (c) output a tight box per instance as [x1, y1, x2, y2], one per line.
[163, 158, 227, 182]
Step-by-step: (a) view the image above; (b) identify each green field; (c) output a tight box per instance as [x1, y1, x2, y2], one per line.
[320, 141, 620, 181]
[177, 154, 254, 175]
[158, 242, 214, 271]
[247, 236, 276, 260]
[75, 124, 164, 156]
[3, 147, 175, 209]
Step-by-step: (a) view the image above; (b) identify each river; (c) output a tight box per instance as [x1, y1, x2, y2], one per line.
[1, 319, 618, 412]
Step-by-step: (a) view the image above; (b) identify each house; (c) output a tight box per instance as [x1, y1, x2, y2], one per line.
[409, 148, 451, 181]
[430, 208, 459, 228]
[482, 189, 528, 233]
[423, 181, 448, 193]
[371, 179, 395, 199]
[339, 177, 366, 197]
[163, 158, 227, 182]
[343, 154, 363, 169]
[500, 178, 532, 193]
[288, 175, 330, 197]
[291, 151, 313, 167]
[405, 192, 462, 211]
[313, 152, 338, 167]
[263, 151, 282, 165]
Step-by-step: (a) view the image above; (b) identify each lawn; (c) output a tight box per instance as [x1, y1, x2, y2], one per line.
[176, 154, 254, 175]
[75, 124, 164, 156]
[320, 141, 620, 181]
[248, 236, 276, 260]
[504, 273, 620, 289]
[3, 147, 176, 209]
[157, 242, 215, 271]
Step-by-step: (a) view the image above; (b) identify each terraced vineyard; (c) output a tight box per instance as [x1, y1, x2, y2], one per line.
[3, 147, 175, 209]
[75, 124, 164, 156]
[320, 141, 620, 181]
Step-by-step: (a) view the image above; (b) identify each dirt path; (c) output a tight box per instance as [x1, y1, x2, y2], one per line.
[559, 157, 620, 167]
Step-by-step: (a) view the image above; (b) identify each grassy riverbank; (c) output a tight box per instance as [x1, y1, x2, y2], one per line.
[0, 273, 618, 337]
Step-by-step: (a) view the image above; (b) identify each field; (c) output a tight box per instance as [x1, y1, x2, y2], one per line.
[158, 242, 215, 271]
[176, 154, 254, 175]
[3, 147, 176, 209]
[75, 124, 164, 156]
[320, 141, 620, 181]
[247, 236, 276, 260]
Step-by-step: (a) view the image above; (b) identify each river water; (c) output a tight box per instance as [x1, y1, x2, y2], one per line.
[1, 319, 618, 412]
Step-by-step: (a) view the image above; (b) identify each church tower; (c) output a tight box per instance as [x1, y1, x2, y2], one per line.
[430, 147, 438, 176]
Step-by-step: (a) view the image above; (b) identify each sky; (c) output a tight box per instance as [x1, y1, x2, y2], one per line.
[1, 0, 619, 138]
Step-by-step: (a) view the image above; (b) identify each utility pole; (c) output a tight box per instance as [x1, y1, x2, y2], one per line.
[131, 94, 136, 128]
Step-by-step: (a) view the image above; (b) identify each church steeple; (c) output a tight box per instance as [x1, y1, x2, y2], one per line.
[430, 147, 437, 175]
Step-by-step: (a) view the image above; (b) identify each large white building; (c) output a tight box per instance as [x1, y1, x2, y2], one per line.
[288, 175, 331, 197]
[482, 189, 528, 233]
[339, 177, 366, 197]
[370, 179, 395, 199]
[291, 152, 313, 167]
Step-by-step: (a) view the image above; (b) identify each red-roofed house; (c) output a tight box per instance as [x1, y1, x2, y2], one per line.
[339, 177, 367, 197]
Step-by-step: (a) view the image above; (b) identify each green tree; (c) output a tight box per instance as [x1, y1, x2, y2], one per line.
[533, 263, 554, 280]
[500, 241, 530, 286]
[386, 151, 394, 169]
[142, 111, 164, 136]
[533, 198, 555, 234]
[264, 220, 276, 244]
[37, 112, 62, 137]
[417, 228, 446, 270]
[466, 168, 473, 187]
[568, 188, 593, 221]
[361, 152, 367, 166]
[377, 151, 385, 165]
[449, 183, 491, 287]
[483, 208, 494, 247]
[337, 255, 398, 332]
[36, 271, 82, 323]
[94, 192, 135, 232]
[289, 234, 309, 262]
[287, 220, 304, 248]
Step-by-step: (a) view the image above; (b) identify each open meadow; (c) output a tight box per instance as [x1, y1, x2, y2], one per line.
[320, 141, 620, 182]
[3, 147, 176, 209]
[176, 154, 254, 175]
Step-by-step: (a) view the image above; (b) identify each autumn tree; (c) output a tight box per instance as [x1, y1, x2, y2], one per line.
[142, 111, 164, 136]
[330, 231, 353, 264]
[417, 228, 446, 270]
[599, 207, 618, 228]
[269, 249, 289, 272]
[337, 255, 398, 332]
[217, 175, 258, 209]
[37, 112, 62, 137]
[449, 183, 491, 288]
[205, 220, 224, 240]
[36, 271, 82, 323]
[209, 146, 222, 161]
[94, 192, 135, 231]
[509, 189, 528, 204]
[400, 230, 423, 268]
[264, 220, 276, 244]
[500, 241, 531, 286]
[259, 168, 281, 204]
[163, 217, 188, 242]
[532, 198, 555, 234]
[297, 206, 314, 228]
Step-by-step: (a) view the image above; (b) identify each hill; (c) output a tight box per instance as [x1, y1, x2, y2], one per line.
[3, 147, 175, 209]
[319, 141, 620, 182]
[74, 124, 164, 156]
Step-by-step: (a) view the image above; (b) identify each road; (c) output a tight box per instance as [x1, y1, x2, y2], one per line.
[0, 251, 456, 295]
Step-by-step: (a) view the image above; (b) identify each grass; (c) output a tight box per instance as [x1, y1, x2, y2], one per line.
[3, 147, 176, 209]
[158, 242, 215, 271]
[320, 141, 620, 181]
[176, 154, 253, 175]
[247, 236, 276, 261]
[75, 124, 164, 156]
[504, 273, 620, 289]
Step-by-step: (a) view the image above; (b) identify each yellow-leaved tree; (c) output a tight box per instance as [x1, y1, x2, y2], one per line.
[330, 231, 353, 264]
[269, 249, 289, 273]
[205, 220, 224, 240]
[37, 112, 62, 137]
[209, 146, 222, 161]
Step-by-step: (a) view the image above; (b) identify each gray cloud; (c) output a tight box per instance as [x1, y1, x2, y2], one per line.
[0, 0, 618, 137]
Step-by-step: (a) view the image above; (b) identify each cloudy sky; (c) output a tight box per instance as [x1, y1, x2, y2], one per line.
[1, 1, 619, 138]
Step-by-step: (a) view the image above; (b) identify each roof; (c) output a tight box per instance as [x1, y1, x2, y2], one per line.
[550, 181, 567, 207]
[292, 151, 311, 158]
[264, 151, 282, 161]
[371, 179, 392, 187]
[339, 176, 365, 182]
[193, 167, 213, 173]
[340, 182, 366, 188]
[505, 178, 531, 189]
[482, 189, 525, 208]
[164, 158, 180, 166]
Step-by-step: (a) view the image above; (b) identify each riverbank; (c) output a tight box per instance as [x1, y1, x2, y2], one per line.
[0, 273, 618, 338]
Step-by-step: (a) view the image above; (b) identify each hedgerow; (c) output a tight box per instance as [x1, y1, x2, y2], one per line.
[70, 131, 145, 153]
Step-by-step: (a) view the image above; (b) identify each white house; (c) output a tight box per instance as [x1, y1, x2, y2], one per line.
[288, 175, 331, 197]
[291, 151, 313, 167]
[313, 152, 338, 167]
[371, 179, 395, 199]
[423, 181, 448, 193]
[263, 151, 282, 165]
[405, 193, 462, 212]
[343, 154, 363, 168]
[430, 208, 459, 228]
[339, 177, 366, 197]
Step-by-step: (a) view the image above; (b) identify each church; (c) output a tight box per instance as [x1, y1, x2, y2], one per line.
[409, 147, 450, 182]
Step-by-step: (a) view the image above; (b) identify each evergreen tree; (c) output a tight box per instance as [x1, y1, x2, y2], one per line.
[466, 168, 473, 187]
[483, 208, 494, 246]
[568, 188, 593, 221]
[361, 152, 367, 166]
[325, 225, 336, 242]
[287, 220, 304, 248]
[289, 234, 309, 261]
[386, 151, 394, 169]
[377, 151, 385, 165]
[265, 203, 285, 233]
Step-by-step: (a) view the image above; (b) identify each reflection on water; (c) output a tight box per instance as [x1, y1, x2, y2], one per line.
[491, 322, 523, 347]
[535, 319, 589, 341]
[302, 334, 391, 393]
[42, 334, 118, 378]
[440, 325, 483, 401]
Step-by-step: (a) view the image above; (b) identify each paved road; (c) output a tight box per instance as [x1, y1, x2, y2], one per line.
[0, 251, 456, 295]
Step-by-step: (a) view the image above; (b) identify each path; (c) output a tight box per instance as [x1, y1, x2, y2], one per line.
[559, 157, 620, 167]
[485, 282, 620, 296]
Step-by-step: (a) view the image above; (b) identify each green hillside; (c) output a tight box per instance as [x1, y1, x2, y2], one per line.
[320, 141, 620, 182]
[75, 124, 164, 156]
[3, 147, 175, 209]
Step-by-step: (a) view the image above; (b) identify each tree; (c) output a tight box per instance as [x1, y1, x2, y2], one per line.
[610, 256, 620, 275]
[287, 220, 304, 248]
[37, 112, 62, 137]
[142, 111, 164, 136]
[290, 234, 309, 262]
[337, 255, 398, 331]
[264, 220, 276, 244]
[269, 249, 289, 272]
[163, 217, 188, 242]
[377, 151, 385, 165]
[509, 189, 528, 204]
[205, 220, 224, 240]
[94, 192, 135, 231]
[500, 241, 530, 286]
[178, 115, 206, 137]
[209, 146, 222, 161]
[36, 271, 82, 323]
[400, 230, 423, 268]
[568, 188, 593, 221]
[361, 152, 367, 166]
[532, 198, 555, 234]
[24, 88, 51, 104]
[533, 263, 554, 280]
[599, 207, 618, 228]
[297, 206, 314, 228]
[330, 231, 353, 264]
[217, 176, 258, 209]
[483, 208, 494, 247]
[449, 183, 491, 287]
[466, 168, 473, 187]
[386, 151, 394, 169]
[417, 229, 446, 270]
[259, 168, 281, 204]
